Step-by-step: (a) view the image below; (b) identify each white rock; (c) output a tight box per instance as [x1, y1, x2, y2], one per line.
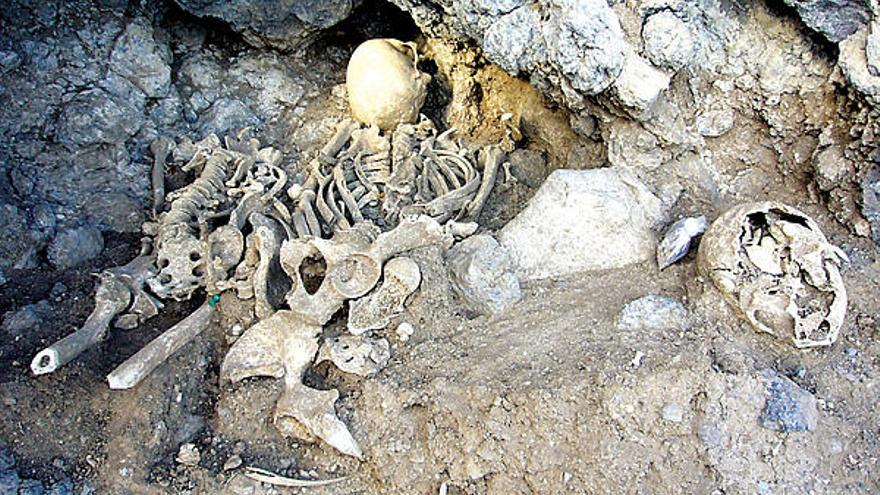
[446, 234, 521, 316]
[618, 295, 690, 332]
[396, 322, 415, 342]
[642, 11, 695, 70]
[661, 403, 685, 423]
[839, 26, 880, 103]
[610, 49, 670, 118]
[175, 443, 200, 466]
[498, 169, 666, 281]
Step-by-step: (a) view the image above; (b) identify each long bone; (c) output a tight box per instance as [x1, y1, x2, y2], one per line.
[107, 300, 216, 390]
[464, 145, 504, 221]
[150, 137, 174, 215]
[31, 249, 159, 375]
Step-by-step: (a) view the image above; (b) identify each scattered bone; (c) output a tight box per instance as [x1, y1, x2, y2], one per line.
[697, 202, 848, 348]
[243, 466, 346, 487]
[107, 301, 215, 389]
[657, 216, 708, 270]
[31, 272, 130, 376]
[464, 145, 504, 221]
[348, 257, 421, 335]
[317, 334, 391, 377]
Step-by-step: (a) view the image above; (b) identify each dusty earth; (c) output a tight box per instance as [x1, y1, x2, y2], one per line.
[0, 0, 879, 494]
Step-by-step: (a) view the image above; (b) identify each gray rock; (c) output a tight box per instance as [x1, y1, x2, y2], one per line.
[759, 370, 819, 433]
[198, 98, 260, 135]
[17, 478, 44, 495]
[2, 300, 53, 336]
[498, 169, 666, 281]
[642, 11, 695, 71]
[782, 0, 870, 43]
[0, 204, 36, 269]
[174, 0, 359, 52]
[83, 192, 145, 233]
[661, 403, 684, 423]
[617, 295, 690, 332]
[507, 149, 547, 189]
[867, 21, 880, 76]
[110, 18, 172, 98]
[446, 234, 522, 316]
[390, 0, 627, 103]
[862, 164, 880, 245]
[0, 50, 21, 74]
[47, 226, 104, 269]
[0, 471, 20, 494]
[55, 88, 145, 146]
[483, 5, 543, 75]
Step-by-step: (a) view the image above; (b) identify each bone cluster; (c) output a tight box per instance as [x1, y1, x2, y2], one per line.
[32, 101, 503, 459]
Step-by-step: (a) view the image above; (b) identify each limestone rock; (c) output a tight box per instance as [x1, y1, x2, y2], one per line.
[610, 50, 670, 118]
[55, 88, 145, 146]
[498, 169, 666, 280]
[174, 0, 359, 52]
[446, 234, 521, 316]
[110, 18, 171, 98]
[839, 26, 880, 104]
[389, 0, 627, 103]
[642, 11, 695, 71]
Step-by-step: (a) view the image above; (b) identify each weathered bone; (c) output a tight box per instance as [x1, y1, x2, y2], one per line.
[222, 310, 363, 458]
[464, 145, 504, 221]
[31, 252, 159, 375]
[150, 146, 232, 301]
[317, 334, 391, 376]
[31, 273, 130, 376]
[347, 256, 421, 335]
[107, 301, 216, 389]
[697, 202, 848, 348]
[150, 137, 174, 215]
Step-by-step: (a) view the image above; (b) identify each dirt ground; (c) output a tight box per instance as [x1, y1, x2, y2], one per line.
[0, 1, 879, 494]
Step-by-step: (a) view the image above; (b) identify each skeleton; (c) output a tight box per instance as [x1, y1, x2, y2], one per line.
[697, 202, 848, 348]
[31, 108, 505, 458]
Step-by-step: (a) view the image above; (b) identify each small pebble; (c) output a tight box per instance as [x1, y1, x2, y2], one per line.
[396, 322, 414, 342]
[222, 455, 242, 471]
[661, 403, 684, 422]
[175, 443, 200, 466]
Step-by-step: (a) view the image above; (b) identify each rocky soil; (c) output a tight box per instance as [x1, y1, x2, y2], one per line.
[0, 0, 879, 493]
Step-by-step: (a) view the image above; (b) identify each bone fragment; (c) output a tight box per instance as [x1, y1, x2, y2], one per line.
[222, 310, 363, 458]
[243, 467, 346, 487]
[317, 334, 391, 376]
[107, 302, 216, 389]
